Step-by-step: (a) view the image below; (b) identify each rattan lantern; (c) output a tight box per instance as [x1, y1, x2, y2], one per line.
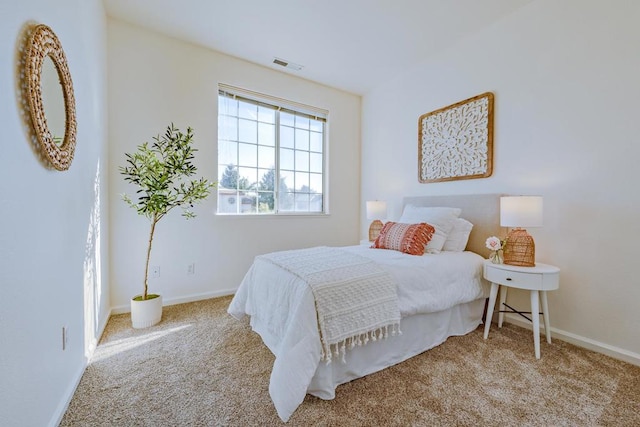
[500, 196, 543, 267]
[366, 200, 387, 241]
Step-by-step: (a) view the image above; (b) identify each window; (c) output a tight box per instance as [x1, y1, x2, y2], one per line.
[217, 85, 327, 215]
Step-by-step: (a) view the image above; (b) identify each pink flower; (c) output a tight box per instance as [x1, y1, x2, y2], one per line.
[485, 236, 502, 251]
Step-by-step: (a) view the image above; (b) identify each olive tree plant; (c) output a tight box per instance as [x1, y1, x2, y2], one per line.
[120, 124, 215, 300]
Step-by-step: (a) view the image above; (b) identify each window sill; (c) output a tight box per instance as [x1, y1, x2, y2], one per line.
[214, 212, 331, 219]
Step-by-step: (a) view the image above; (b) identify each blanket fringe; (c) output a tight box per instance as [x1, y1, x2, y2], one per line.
[321, 323, 402, 364]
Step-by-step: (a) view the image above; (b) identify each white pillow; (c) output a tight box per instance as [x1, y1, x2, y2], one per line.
[442, 218, 473, 252]
[398, 205, 461, 253]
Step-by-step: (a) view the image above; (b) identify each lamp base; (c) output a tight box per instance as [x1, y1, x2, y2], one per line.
[369, 220, 383, 241]
[503, 228, 536, 267]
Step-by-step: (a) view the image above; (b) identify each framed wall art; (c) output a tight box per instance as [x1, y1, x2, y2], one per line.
[418, 92, 494, 183]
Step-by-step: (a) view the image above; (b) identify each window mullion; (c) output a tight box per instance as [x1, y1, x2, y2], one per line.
[274, 110, 281, 214]
[321, 121, 326, 213]
[235, 114, 240, 214]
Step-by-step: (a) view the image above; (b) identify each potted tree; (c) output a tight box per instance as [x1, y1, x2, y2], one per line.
[120, 124, 215, 328]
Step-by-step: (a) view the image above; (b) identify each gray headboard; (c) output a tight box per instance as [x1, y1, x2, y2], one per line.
[403, 194, 504, 257]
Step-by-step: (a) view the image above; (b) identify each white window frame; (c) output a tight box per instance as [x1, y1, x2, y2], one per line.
[217, 84, 328, 216]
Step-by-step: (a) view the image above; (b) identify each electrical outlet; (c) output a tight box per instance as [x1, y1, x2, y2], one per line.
[151, 265, 160, 278]
[187, 263, 195, 275]
[62, 326, 68, 351]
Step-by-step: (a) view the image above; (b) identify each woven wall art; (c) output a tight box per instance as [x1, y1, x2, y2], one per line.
[418, 92, 494, 183]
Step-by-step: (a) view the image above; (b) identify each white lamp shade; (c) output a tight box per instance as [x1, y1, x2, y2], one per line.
[366, 201, 387, 220]
[500, 196, 543, 228]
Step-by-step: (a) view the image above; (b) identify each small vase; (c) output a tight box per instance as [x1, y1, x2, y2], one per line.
[490, 251, 503, 264]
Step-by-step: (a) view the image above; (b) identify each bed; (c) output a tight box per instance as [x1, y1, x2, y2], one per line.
[228, 194, 503, 422]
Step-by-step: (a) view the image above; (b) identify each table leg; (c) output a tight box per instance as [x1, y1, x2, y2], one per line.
[530, 290, 540, 359]
[484, 283, 499, 339]
[541, 291, 552, 343]
[498, 286, 508, 328]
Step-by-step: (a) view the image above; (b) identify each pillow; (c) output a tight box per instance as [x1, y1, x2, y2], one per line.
[442, 218, 474, 252]
[371, 222, 435, 256]
[398, 206, 461, 254]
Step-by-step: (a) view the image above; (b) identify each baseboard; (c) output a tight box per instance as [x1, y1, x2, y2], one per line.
[502, 313, 640, 367]
[95, 307, 111, 349]
[49, 357, 88, 427]
[110, 288, 236, 315]
[49, 304, 112, 427]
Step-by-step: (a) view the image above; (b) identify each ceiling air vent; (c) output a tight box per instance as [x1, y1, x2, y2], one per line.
[273, 57, 304, 71]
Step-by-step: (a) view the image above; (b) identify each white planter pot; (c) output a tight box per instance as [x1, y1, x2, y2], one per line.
[130, 295, 163, 328]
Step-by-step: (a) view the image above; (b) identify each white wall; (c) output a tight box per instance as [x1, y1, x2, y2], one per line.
[362, 0, 640, 362]
[107, 20, 361, 310]
[0, 1, 109, 426]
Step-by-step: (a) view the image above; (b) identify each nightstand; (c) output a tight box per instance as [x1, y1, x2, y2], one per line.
[482, 260, 560, 359]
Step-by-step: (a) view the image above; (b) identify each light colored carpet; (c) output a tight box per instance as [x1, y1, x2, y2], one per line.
[61, 296, 640, 426]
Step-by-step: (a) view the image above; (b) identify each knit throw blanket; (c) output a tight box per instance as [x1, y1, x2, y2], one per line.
[258, 246, 401, 363]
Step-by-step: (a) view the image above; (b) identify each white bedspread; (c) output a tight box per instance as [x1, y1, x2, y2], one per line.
[227, 245, 487, 422]
[259, 247, 400, 363]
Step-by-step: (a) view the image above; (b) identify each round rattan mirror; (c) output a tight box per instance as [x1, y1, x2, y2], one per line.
[25, 24, 77, 171]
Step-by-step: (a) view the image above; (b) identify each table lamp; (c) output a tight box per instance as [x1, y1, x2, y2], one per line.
[500, 196, 543, 267]
[366, 200, 387, 241]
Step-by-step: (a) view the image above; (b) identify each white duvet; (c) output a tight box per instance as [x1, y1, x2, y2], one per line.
[227, 245, 487, 422]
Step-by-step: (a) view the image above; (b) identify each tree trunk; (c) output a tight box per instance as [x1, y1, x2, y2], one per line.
[143, 216, 158, 300]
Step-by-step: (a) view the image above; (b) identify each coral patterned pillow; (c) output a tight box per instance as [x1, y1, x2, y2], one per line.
[371, 222, 435, 256]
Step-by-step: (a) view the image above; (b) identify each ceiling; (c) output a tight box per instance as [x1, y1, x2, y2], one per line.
[104, 0, 533, 95]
